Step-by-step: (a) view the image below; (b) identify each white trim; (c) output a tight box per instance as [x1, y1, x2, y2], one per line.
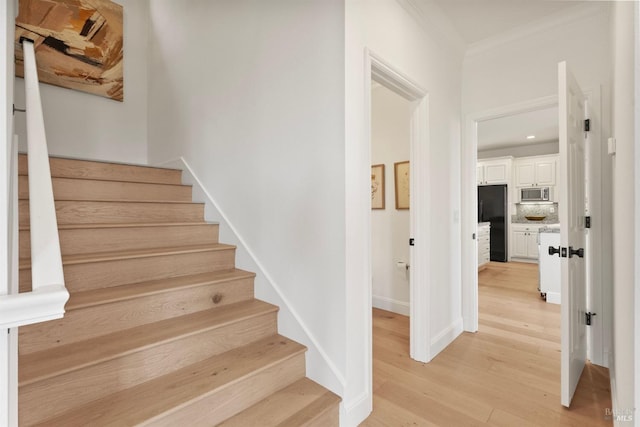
[465, 3, 609, 59]
[609, 362, 625, 427]
[583, 87, 606, 368]
[340, 390, 371, 427]
[156, 157, 348, 391]
[545, 292, 561, 305]
[634, 1, 640, 419]
[372, 295, 410, 316]
[430, 318, 464, 357]
[368, 50, 432, 366]
[462, 95, 558, 333]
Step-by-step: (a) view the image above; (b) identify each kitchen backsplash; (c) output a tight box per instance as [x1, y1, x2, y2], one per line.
[512, 203, 559, 224]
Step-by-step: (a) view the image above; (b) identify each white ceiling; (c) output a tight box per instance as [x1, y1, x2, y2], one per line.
[430, 0, 583, 45]
[478, 106, 558, 150]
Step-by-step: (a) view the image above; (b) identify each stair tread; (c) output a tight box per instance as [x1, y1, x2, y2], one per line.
[20, 299, 279, 386]
[218, 377, 341, 427]
[19, 153, 183, 172]
[18, 154, 183, 185]
[20, 221, 218, 231]
[66, 269, 255, 310]
[19, 243, 236, 269]
[33, 334, 306, 426]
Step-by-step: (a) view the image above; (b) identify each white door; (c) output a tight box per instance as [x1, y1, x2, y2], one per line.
[558, 61, 588, 407]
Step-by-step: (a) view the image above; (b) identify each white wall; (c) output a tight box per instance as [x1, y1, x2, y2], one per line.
[346, 0, 464, 423]
[461, 3, 613, 366]
[463, 4, 611, 114]
[371, 85, 410, 316]
[610, 1, 636, 421]
[13, 0, 149, 163]
[146, 0, 346, 410]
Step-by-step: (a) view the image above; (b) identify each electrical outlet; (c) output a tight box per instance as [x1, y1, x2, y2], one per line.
[550, 207, 555, 213]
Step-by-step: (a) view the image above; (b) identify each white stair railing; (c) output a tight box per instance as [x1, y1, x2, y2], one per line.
[0, 38, 69, 329]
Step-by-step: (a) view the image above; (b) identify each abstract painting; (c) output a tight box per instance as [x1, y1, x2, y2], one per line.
[371, 164, 385, 210]
[15, 0, 124, 101]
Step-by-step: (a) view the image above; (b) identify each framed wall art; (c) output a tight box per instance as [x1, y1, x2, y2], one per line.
[394, 161, 410, 210]
[371, 164, 385, 209]
[15, 0, 124, 101]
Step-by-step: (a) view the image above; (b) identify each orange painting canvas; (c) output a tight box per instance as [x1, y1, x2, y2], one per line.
[15, 0, 124, 101]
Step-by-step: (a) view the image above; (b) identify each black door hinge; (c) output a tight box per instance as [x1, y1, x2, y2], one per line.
[585, 216, 591, 228]
[584, 119, 590, 132]
[12, 104, 25, 114]
[472, 233, 476, 240]
[586, 312, 596, 326]
[409, 238, 415, 246]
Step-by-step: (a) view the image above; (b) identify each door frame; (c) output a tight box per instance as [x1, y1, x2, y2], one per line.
[461, 95, 558, 332]
[461, 91, 606, 367]
[1, 1, 17, 426]
[365, 50, 431, 362]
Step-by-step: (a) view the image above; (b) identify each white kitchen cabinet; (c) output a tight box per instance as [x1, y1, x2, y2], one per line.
[477, 222, 491, 269]
[511, 224, 543, 260]
[514, 156, 557, 187]
[477, 158, 511, 185]
[512, 230, 529, 258]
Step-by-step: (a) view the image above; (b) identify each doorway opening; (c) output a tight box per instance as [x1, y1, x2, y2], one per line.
[370, 83, 411, 318]
[463, 95, 559, 332]
[476, 103, 561, 307]
[366, 51, 430, 363]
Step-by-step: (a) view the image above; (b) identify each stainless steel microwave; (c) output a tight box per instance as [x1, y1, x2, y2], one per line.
[520, 187, 551, 202]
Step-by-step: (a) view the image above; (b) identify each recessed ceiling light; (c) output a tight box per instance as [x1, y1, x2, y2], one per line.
[526, 135, 536, 139]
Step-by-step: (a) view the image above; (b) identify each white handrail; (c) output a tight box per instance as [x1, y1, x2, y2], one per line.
[0, 39, 69, 329]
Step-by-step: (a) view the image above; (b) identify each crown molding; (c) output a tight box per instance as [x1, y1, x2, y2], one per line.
[395, 0, 466, 59]
[465, 2, 610, 60]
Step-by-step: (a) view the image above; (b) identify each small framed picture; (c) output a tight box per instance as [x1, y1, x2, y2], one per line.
[371, 164, 385, 209]
[394, 161, 410, 210]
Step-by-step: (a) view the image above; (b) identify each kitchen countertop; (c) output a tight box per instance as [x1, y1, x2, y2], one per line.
[478, 222, 490, 226]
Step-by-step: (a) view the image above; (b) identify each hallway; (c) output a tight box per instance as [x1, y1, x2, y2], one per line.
[362, 262, 612, 426]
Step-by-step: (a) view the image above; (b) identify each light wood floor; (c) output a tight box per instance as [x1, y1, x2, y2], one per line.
[362, 261, 612, 426]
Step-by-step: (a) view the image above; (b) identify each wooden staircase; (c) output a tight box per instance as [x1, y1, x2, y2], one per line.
[17, 154, 340, 426]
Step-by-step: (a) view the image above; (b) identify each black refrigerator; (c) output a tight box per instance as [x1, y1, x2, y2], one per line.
[478, 185, 508, 262]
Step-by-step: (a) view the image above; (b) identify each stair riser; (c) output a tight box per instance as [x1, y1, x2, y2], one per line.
[146, 354, 306, 426]
[19, 249, 236, 293]
[19, 312, 278, 426]
[19, 176, 193, 202]
[19, 224, 219, 259]
[19, 200, 204, 227]
[18, 154, 183, 185]
[19, 277, 254, 354]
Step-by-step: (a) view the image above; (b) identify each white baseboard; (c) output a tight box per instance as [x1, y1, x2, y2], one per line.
[510, 257, 539, 264]
[430, 317, 464, 357]
[372, 295, 409, 316]
[341, 390, 372, 427]
[545, 292, 561, 304]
